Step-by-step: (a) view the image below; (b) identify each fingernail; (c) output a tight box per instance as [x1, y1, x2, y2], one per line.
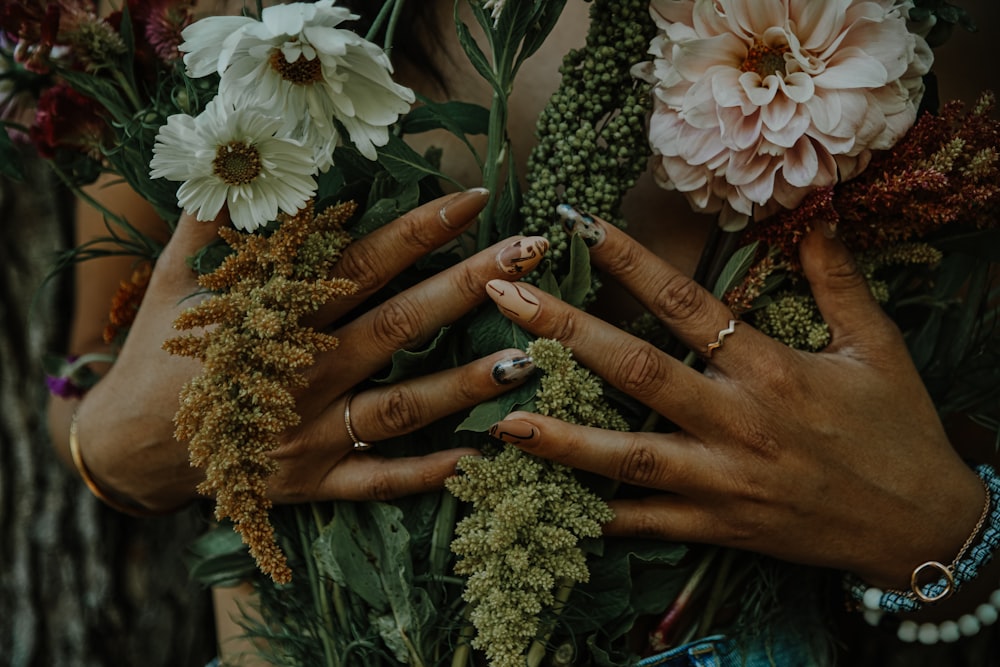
[439, 188, 490, 230]
[486, 279, 540, 322]
[491, 355, 535, 385]
[496, 236, 549, 276]
[819, 216, 838, 239]
[488, 421, 538, 446]
[556, 203, 605, 247]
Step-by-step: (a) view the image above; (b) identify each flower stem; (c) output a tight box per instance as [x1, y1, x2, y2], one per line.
[299, 506, 340, 667]
[525, 577, 575, 667]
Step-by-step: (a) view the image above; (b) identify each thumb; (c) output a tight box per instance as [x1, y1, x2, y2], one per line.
[799, 227, 900, 352]
[155, 208, 230, 284]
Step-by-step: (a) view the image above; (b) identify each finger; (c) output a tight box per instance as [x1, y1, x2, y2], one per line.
[337, 349, 537, 445]
[799, 227, 904, 356]
[484, 279, 721, 432]
[314, 188, 490, 325]
[603, 494, 716, 543]
[488, 412, 717, 494]
[313, 236, 548, 390]
[560, 206, 764, 365]
[311, 448, 481, 501]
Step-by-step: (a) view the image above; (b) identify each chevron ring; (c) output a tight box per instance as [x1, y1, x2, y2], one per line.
[705, 319, 740, 359]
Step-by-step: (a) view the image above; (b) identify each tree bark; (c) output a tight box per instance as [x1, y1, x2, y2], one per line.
[0, 152, 215, 667]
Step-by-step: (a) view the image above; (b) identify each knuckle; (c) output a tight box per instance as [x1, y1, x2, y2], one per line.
[338, 243, 384, 291]
[374, 386, 425, 434]
[616, 438, 664, 487]
[737, 423, 781, 463]
[371, 297, 426, 350]
[396, 209, 441, 253]
[546, 311, 580, 343]
[600, 241, 644, 280]
[361, 468, 395, 501]
[614, 345, 665, 397]
[451, 262, 486, 304]
[651, 273, 704, 324]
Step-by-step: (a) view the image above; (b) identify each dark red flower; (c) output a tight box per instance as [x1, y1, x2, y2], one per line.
[29, 81, 106, 158]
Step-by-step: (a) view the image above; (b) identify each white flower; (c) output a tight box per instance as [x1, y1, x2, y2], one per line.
[179, 0, 415, 166]
[150, 96, 317, 232]
[482, 0, 508, 23]
[635, 0, 933, 229]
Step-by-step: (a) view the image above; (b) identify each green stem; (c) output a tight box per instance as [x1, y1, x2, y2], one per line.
[383, 0, 407, 55]
[366, 0, 398, 42]
[430, 491, 458, 577]
[476, 88, 510, 251]
[450, 605, 476, 667]
[111, 68, 143, 112]
[299, 506, 340, 667]
[525, 577, 575, 667]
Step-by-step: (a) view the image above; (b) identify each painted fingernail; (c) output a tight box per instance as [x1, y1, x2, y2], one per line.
[556, 203, 605, 247]
[491, 355, 535, 385]
[439, 188, 490, 230]
[486, 279, 540, 322]
[496, 236, 549, 276]
[488, 421, 538, 446]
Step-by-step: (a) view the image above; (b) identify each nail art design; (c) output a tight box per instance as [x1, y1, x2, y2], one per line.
[438, 187, 489, 229]
[556, 203, 604, 247]
[491, 356, 535, 385]
[487, 280, 540, 321]
[496, 237, 549, 276]
[488, 422, 538, 445]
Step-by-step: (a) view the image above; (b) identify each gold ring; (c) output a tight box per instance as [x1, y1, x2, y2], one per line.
[706, 319, 739, 358]
[344, 392, 373, 451]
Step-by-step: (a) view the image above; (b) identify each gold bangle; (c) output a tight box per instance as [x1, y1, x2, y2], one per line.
[68, 411, 168, 518]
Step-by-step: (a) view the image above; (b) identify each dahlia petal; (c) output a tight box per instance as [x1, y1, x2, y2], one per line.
[762, 105, 810, 147]
[723, 0, 788, 37]
[718, 107, 762, 151]
[760, 91, 797, 131]
[781, 135, 819, 187]
[780, 71, 814, 104]
[740, 72, 779, 106]
[790, 0, 851, 51]
[711, 67, 750, 109]
[674, 34, 746, 80]
[814, 47, 888, 88]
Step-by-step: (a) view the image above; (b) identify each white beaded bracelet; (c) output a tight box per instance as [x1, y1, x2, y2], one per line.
[862, 585, 1000, 644]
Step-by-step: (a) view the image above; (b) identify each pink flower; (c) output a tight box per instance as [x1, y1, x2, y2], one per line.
[635, 0, 933, 229]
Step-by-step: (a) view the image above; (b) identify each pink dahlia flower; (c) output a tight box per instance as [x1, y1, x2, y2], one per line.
[635, 0, 933, 229]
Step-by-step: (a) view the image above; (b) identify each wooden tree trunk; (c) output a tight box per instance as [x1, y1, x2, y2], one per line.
[0, 153, 215, 667]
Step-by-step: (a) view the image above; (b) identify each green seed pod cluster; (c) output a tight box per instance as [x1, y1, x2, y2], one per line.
[520, 0, 656, 281]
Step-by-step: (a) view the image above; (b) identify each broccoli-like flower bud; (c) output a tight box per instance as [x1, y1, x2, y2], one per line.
[447, 338, 625, 667]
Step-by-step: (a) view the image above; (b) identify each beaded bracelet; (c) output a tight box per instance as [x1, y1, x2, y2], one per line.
[860, 584, 1000, 644]
[69, 411, 170, 518]
[845, 463, 1000, 614]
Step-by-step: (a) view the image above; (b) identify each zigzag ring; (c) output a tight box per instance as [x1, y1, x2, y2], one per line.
[705, 319, 740, 359]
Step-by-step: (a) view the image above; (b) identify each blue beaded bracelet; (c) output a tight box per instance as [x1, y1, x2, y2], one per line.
[845, 463, 1000, 614]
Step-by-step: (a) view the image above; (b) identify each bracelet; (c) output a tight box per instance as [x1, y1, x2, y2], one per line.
[68, 411, 168, 518]
[861, 584, 1000, 644]
[846, 464, 1000, 614]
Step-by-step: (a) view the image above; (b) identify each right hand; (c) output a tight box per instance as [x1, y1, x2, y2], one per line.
[76, 189, 548, 512]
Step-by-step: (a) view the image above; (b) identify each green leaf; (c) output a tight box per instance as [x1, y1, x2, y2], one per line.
[537, 264, 561, 299]
[376, 326, 450, 384]
[402, 99, 490, 137]
[185, 524, 256, 588]
[562, 539, 689, 639]
[559, 234, 594, 308]
[314, 502, 430, 663]
[712, 241, 759, 299]
[933, 229, 1000, 262]
[455, 379, 538, 432]
[377, 134, 449, 185]
[453, 5, 500, 93]
[467, 306, 534, 357]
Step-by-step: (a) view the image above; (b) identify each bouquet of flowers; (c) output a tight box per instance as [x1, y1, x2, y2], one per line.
[3, 0, 998, 666]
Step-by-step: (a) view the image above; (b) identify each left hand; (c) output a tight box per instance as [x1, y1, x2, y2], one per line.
[485, 216, 985, 589]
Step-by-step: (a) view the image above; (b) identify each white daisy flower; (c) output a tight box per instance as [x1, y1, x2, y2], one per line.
[150, 96, 317, 232]
[179, 0, 415, 165]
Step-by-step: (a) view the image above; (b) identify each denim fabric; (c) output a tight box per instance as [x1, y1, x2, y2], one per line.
[635, 631, 818, 667]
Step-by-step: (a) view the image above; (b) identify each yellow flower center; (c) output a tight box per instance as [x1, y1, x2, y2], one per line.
[269, 49, 324, 85]
[213, 141, 262, 185]
[741, 40, 790, 78]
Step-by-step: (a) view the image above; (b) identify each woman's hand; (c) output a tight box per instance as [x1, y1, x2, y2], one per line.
[485, 215, 984, 589]
[76, 189, 548, 512]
